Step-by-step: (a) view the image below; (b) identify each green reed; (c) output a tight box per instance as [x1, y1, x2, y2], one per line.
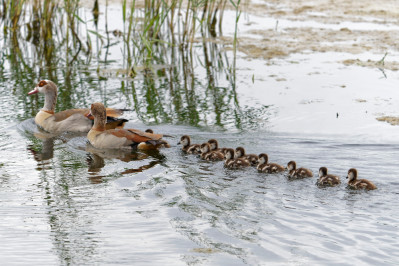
[1, 0, 252, 129]
[1, 0, 242, 71]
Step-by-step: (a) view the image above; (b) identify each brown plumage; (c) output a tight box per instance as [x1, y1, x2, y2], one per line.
[316, 167, 341, 186]
[224, 148, 250, 169]
[287, 161, 313, 179]
[178, 135, 200, 154]
[235, 147, 258, 166]
[200, 143, 224, 161]
[87, 103, 168, 150]
[346, 168, 377, 190]
[200, 143, 211, 159]
[207, 139, 227, 153]
[144, 129, 171, 148]
[257, 153, 285, 173]
[28, 80, 129, 133]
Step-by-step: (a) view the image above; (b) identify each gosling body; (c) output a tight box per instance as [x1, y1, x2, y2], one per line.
[224, 148, 250, 169]
[287, 161, 313, 179]
[257, 153, 285, 173]
[316, 167, 341, 186]
[346, 168, 377, 190]
[178, 135, 200, 154]
[235, 147, 258, 166]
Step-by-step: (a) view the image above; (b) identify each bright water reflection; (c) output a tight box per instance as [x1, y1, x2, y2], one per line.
[2, 120, 398, 265]
[1, 2, 399, 266]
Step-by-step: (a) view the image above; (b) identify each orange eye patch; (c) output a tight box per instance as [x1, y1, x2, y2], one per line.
[37, 80, 48, 87]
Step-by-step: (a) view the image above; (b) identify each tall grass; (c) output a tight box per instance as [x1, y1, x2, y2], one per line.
[0, 0, 242, 70]
[1, 0, 248, 129]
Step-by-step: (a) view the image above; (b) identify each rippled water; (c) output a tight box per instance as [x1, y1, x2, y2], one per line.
[1, 117, 398, 264]
[1, 2, 399, 266]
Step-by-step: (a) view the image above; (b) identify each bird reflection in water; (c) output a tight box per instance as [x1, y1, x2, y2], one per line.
[86, 144, 166, 183]
[27, 130, 61, 169]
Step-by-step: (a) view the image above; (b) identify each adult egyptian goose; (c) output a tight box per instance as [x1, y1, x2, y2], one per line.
[346, 168, 377, 190]
[287, 161, 313, 179]
[224, 148, 250, 169]
[28, 80, 128, 133]
[178, 135, 200, 154]
[235, 147, 258, 166]
[257, 153, 285, 173]
[87, 102, 168, 150]
[316, 167, 341, 186]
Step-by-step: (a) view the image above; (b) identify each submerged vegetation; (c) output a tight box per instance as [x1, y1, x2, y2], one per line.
[1, 0, 271, 130]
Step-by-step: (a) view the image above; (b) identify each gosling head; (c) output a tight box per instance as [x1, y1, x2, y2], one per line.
[346, 168, 358, 182]
[287, 161, 297, 171]
[319, 167, 328, 178]
[224, 148, 235, 160]
[178, 135, 191, 147]
[207, 139, 219, 151]
[258, 153, 269, 164]
[235, 147, 246, 159]
[200, 143, 210, 153]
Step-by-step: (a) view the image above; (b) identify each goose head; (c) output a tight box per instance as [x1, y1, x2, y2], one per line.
[28, 80, 58, 112]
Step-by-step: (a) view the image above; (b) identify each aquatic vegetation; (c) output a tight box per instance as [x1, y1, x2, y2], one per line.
[0, 0, 261, 130]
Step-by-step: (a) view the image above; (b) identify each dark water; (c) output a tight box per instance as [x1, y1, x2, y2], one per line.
[1, 3, 399, 266]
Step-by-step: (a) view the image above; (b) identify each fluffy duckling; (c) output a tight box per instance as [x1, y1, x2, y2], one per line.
[145, 129, 171, 148]
[200, 143, 224, 161]
[178, 135, 200, 154]
[346, 168, 377, 190]
[224, 148, 251, 169]
[287, 161, 313, 179]
[207, 139, 227, 154]
[235, 147, 258, 166]
[257, 153, 285, 173]
[87, 102, 168, 150]
[28, 80, 128, 133]
[200, 143, 211, 159]
[316, 167, 341, 186]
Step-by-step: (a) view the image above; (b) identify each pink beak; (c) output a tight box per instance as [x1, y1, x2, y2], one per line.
[28, 87, 39, 95]
[86, 112, 93, 119]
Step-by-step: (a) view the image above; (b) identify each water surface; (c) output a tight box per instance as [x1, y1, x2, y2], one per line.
[1, 2, 399, 265]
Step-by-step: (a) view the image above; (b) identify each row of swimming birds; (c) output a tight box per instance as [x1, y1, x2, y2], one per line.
[29, 80, 376, 190]
[177, 135, 377, 190]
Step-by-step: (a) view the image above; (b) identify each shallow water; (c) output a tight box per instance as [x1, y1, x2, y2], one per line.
[1, 2, 399, 265]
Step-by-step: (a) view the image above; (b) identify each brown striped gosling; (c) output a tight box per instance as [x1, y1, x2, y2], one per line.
[224, 148, 251, 169]
[287, 161, 313, 179]
[208, 139, 228, 154]
[316, 167, 341, 186]
[200, 143, 224, 161]
[346, 168, 377, 190]
[235, 147, 258, 166]
[178, 135, 200, 154]
[257, 153, 285, 173]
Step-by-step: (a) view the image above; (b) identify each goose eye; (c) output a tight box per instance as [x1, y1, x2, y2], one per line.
[38, 80, 47, 87]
